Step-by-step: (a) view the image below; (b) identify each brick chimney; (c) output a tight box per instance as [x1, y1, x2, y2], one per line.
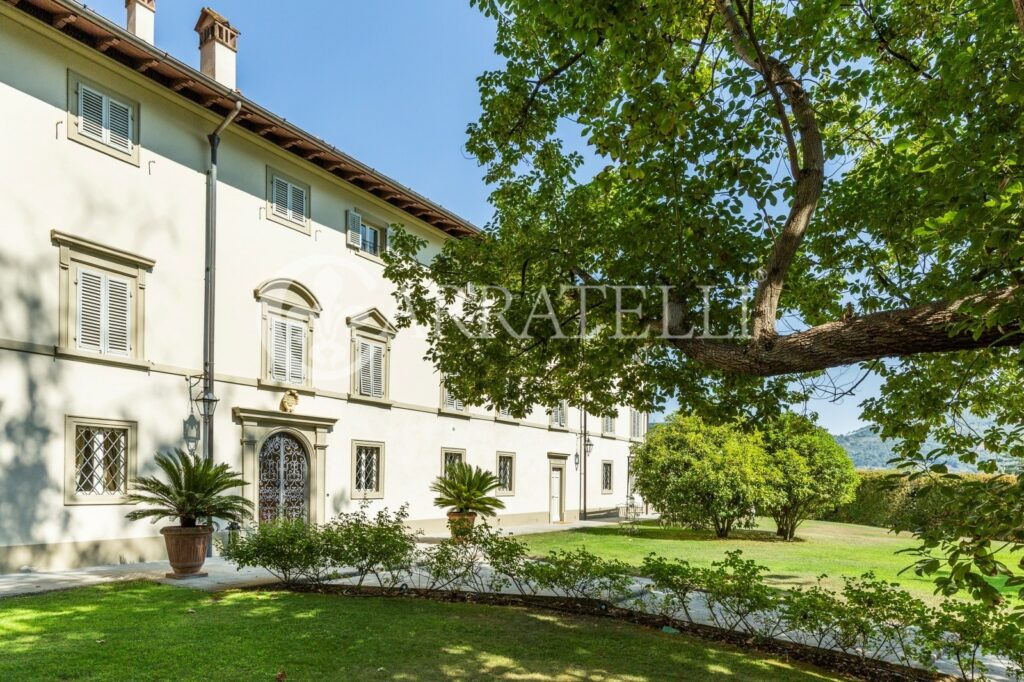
[194, 8, 239, 90]
[125, 0, 155, 44]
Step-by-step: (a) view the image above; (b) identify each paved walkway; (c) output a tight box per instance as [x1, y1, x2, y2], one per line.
[0, 557, 278, 598]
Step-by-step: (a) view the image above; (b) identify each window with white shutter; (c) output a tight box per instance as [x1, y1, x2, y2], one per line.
[76, 267, 131, 357]
[631, 410, 647, 439]
[255, 279, 320, 388]
[442, 384, 465, 412]
[74, 82, 134, 156]
[357, 339, 386, 398]
[268, 317, 306, 385]
[270, 175, 307, 225]
[346, 208, 387, 257]
[602, 414, 616, 436]
[550, 401, 568, 429]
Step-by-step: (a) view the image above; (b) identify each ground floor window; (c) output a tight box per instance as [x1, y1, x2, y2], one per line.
[601, 461, 613, 493]
[497, 453, 515, 495]
[442, 449, 465, 473]
[64, 416, 136, 504]
[352, 441, 384, 499]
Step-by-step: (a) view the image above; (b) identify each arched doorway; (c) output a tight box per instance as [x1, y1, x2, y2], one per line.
[258, 432, 309, 523]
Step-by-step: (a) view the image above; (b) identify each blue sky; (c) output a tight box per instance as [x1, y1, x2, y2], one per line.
[84, 0, 875, 434]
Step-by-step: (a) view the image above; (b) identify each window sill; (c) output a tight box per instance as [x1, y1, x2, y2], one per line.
[350, 247, 385, 266]
[438, 408, 472, 420]
[496, 490, 515, 498]
[600, 490, 613, 495]
[548, 425, 570, 432]
[56, 347, 151, 371]
[348, 394, 392, 408]
[266, 210, 311, 235]
[495, 415, 520, 425]
[64, 495, 132, 506]
[601, 432, 616, 438]
[257, 379, 316, 395]
[351, 490, 384, 500]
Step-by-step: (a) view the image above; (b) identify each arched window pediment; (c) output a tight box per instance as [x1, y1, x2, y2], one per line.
[254, 278, 322, 314]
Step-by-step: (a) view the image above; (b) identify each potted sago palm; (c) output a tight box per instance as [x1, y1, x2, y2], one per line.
[430, 462, 505, 540]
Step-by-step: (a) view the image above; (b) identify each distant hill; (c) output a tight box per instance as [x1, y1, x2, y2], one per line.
[833, 419, 1016, 473]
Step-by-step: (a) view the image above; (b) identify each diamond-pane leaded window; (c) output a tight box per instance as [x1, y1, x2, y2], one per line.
[602, 462, 613, 493]
[75, 425, 128, 495]
[497, 454, 514, 493]
[443, 450, 464, 472]
[354, 444, 381, 494]
[65, 416, 136, 504]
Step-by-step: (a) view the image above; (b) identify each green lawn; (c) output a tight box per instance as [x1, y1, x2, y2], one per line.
[0, 581, 840, 681]
[521, 518, 1015, 602]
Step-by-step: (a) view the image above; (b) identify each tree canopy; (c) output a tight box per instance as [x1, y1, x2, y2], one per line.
[384, 1, 1024, 601]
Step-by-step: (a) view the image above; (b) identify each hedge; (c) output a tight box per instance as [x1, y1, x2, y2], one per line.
[819, 470, 1011, 531]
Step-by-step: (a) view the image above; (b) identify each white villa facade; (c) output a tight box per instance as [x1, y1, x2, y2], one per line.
[0, 0, 646, 570]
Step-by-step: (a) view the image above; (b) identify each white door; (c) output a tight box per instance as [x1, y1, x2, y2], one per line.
[550, 467, 563, 523]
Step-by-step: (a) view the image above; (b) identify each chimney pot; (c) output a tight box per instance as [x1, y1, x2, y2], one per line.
[194, 8, 239, 90]
[125, 0, 155, 45]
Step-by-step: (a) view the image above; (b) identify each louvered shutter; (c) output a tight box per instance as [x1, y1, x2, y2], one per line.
[77, 269, 104, 352]
[346, 209, 362, 247]
[270, 318, 289, 382]
[370, 342, 384, 398]
[444, 386, 464, 411]
[105, 277, 131, 355]
[271, 177, 291, 219]
[106, 97, 133, 154]
[289, 184, 306, 223]
[78, 85, 105, 142]
[287, 322, 305, 384]
[357, 340, 373, 395]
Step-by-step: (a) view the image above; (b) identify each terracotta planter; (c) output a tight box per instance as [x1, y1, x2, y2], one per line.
[160, 526, 212, 579]
[447, 511, 477, 541]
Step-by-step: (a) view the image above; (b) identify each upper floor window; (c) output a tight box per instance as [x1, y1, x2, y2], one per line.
[52, 231, 153, 364]
[347, 308, 397, 402]
[346, 209, 388, 259]
[442, 383, 465, 413]
[266, 168, 310, 233]
[64, 415, 137, 505]
[255, 279, 321, 388]
[67, 72, 139, 164]
[549, 401, 568, 430]
[630, 409, 647, 439]
[602, 414, 616, 436]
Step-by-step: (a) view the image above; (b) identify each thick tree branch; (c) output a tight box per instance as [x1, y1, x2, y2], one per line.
[1014, 0, 1024, 33]
[664, 287, 1022, 377]
[714, 0, 826, 343]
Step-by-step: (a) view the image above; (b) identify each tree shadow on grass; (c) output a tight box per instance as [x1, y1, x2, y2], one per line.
[0, 581, 839, 681]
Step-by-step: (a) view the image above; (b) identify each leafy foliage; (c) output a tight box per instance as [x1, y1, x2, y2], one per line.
[382, 0, 1024, 600]
[525, 547, 633, 602]
[322, 504, 419, 590]
[761, 413, 858, 540]
[630, 414, 778, 537]
[125, 449, 251, 528]
[219, 518, 331, 587]
[430, 462, 506, 517]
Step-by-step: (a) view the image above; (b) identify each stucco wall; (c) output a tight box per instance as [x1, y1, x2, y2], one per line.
[0, 8, 642, 569]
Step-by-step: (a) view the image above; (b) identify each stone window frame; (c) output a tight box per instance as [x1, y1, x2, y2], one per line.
[64, 415, 138, 506]
[549, 400, 569, 431]
[53, 230, 154, 369]
[347, 308, 397, 405]
[66, 70, 141, 166]
[601, 412, 617, 438]
[351, 439, 385, 500]
[440, 447, 466, 475]
[601, 460, 614, 494]
[496, 451, 516, 497]
[254, 279, 321, 392]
